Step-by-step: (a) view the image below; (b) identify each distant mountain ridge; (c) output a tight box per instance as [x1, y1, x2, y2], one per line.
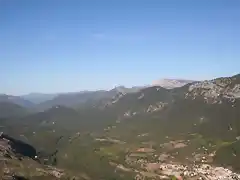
[152, 78, 195, 89]
[21, 93, 59, 104]
[2, 76, 238, 112]
[0, 94, 34, 108]
[34, 86, 144, 111]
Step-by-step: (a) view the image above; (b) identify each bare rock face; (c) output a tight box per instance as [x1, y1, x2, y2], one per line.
[145, 102, 167, 113]
[186, 74, 240, 104]
[152, 79, 195, 89]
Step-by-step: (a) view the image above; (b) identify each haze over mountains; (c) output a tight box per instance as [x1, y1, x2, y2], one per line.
[0, 76, 235, 112]
[1, 78, 194, 105]
[0, 94, 34, 108]
[0, 78, 194, 113]
[21, 93, 59, 104]
[21, 79, 194, 102]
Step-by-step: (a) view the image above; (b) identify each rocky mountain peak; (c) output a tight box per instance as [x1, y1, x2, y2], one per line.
[152, 78, 195, 89]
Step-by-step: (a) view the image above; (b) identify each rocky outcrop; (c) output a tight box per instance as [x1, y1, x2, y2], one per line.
[0, 133, 84, 180]
[186, 74, 240, 104]
[145, 102, 167, 113]
[0, 133, 37, 159]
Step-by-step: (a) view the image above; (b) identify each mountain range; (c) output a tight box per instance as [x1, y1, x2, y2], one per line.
[0, 94, 34, 108]
[1, 79, 194, 111]
[21, 93, 59, 104]
[0, 74, 240, 180]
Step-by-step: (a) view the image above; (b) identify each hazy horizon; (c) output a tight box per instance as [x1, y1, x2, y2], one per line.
[1, 73, 239, 96]
[0, 0, 239, 95]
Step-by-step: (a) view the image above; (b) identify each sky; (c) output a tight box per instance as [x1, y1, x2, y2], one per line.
[0, 0, 239, 95]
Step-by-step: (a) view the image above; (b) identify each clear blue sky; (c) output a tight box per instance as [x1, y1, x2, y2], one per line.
[0, 0, 239, 95]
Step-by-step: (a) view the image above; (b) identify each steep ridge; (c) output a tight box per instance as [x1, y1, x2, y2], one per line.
[0, 133, 78, 180]
[0, 133, 37, 158]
